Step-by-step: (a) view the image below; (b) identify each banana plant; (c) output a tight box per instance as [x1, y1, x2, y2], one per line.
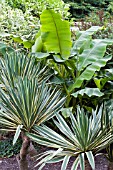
[32, 9, 113, 109]
[28, 106, 113, 170]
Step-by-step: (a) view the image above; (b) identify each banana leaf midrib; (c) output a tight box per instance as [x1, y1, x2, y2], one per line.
[49, 10, 62, 56]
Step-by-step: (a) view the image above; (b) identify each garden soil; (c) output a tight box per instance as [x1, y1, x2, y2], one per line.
[0, 148, 110, 170]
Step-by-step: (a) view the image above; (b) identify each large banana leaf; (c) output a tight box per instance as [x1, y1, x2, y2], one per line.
[78, 39, 113, 71]
[40, 9, 72, 60]
[72, 88, 104, 98]
[71, 26, 101, 54]
[69, 39, 113, 92]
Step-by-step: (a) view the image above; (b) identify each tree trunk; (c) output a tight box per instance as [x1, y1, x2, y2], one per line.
[16, 135, 30, 170]
[108, 162, 113, 170]
[28, 142, 37, 160]
[16, 133, 38, 170]
[17, 154, 29, 170]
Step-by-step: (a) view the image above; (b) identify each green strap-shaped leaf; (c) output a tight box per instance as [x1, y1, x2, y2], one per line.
[13, 125, 23, 145]
[38, 163, 46, 170]
[69, 55, 112, 91]
[12, 35, 23, 43]
[86, 151, 95, 170]
[47, 156, 64, 163]
[71, 157, 79, 170]
[72, 88, 104, 98]
[61, 155, 70, 170]
[40, 9, 72, 60]
[79, 153, 85, 170]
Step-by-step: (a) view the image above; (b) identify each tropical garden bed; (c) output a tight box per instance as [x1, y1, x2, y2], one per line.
[1, 0, 113, 170]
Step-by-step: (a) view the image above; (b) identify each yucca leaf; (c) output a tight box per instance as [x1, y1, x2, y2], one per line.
[47, 156, 64, 163]
[38, 163, 46, 170]
[36, 148, 63, 168]
[71, 157, 79, 170]
[27, 132, 63, 148]
[27, 106, 113, 170]
[61, 155, 70, 170]
[53, 119, 78, 144]
[34, 125, 74, 147]
[55, 114, 77, 142]
[0, 53, 51, 89]
[86, 151, 95, 170]
[27, 107, 113, 170]
[13, 125, 23, 145]
[79, 153, 85, 170]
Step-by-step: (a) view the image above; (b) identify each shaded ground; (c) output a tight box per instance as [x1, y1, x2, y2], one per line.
[0, 150, 110, 170]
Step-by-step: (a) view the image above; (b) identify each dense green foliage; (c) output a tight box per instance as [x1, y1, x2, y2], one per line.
[0, 138, 22, 157]
[0, 2, 38, 51]
[6, 0, 70, 18]
[31, 9, 113, 110]
[1, 0, 113, 169]
[64, 0, 113, 19]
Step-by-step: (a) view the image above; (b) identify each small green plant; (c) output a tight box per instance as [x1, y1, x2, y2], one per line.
[0, 138, 22, 158]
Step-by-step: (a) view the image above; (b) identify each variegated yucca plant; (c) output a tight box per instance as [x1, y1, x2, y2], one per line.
[0, 53, 65, 170]
[28, 106, 113, 170]
[0, 52, 51, 88]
